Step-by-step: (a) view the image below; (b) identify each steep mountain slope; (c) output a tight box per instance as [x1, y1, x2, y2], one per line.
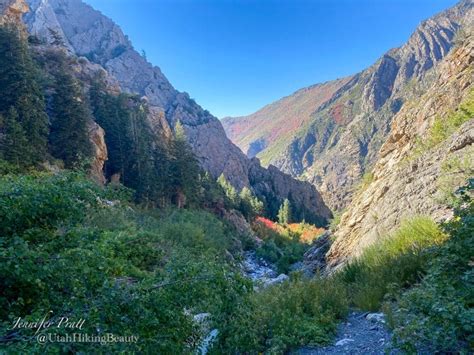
[326, 31, 474, 268]
[222, 77, 352, 159]
[24, 0, 332, 223]
[223, 0, 473, 210]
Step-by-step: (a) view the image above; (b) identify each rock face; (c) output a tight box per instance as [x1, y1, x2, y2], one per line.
[326, 31, 474, 268]
[87, 121, 107, 185]
[0, 0, 29, 26]
[223, 0, 473, 211]
[24, 0, 332, 223]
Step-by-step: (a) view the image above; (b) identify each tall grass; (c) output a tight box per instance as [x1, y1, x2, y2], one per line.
[386, 182, 474, 353]
[338, 217, 447, 310]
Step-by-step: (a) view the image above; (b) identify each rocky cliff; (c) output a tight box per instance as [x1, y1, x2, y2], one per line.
[223, 0, 473, 211]
[0, 0, 28, 26]
[326, 31, 474, 268]
[23, 0, 332, 223]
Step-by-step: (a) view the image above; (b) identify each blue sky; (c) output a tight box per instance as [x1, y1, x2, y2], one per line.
[83, 0, 458, 118]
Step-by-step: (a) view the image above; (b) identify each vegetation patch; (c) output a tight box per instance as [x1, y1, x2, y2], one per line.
[252, 216, 325, 273]
[386, 181, 474, 353]
[0, 172, 252, 353]
[415, 88, 474, 155]
[220, 276, 349, 353]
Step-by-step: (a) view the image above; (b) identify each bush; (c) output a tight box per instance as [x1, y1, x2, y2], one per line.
[220, 276, 349, 353]
[0, 172, 252, 353]
[338, 216, 447, 310]
[386, 181, 474, 353]
[0, 172, 104, 238]
[253, 217, 324, 273]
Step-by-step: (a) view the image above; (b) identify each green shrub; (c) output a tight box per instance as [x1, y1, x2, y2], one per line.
[0, 172, 104, 237]
[386, 181, 474, 353]
[253, 221, 309, 274]
[220, 276, 349, 353]
[0, 172, 252, 353]
[338, 216, 447, 310]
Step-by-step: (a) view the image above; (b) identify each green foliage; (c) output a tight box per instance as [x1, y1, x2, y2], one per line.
[256, 238, 306, 274]
[0, 108, 29, 167]
[386, 180, 474, 353]
[329, 210, 343, 232]
[0, 172, 105, 238]
[216, 174, 265, 221]
[0, 158, 26, 175]
[48, 53, 92, 168]
[277, 198, 292, 224]
[90, 79, 169, 205]
[170, 121, 201, 206]
[220, 276, 349, 353]
[252, 218, 323, 274]
[0, 25, 48, 166]
[338, 217, 447, 310]
[217, 173, 240, 206]
[91, 79, 204, 208]
[437, 148, 474, 205]
[239, 187, 264, 220]
[0, 172, 252, 353]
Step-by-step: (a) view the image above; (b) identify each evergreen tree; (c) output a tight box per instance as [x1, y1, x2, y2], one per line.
[239, 187, 264, 220]
[151, 141, 173, 206]
[277, 198, 292, 225]
[217, 173, 240, 207]
[199, 171, 226, 208]
[49, 65, 92, 168]
[90, 80, 133, 180]
[0, 108, 29, 166]
[0, 25, 48, 166]
[90, 78, 175, 206]
[170, 121, 200, 207]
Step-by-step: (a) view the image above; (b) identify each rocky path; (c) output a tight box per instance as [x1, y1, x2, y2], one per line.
[242, 254, 398, 354]
[297, 311, 397, 355]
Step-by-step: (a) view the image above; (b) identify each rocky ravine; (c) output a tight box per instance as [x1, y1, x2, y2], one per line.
[223, 0, 473, 211]
[24, 0, 332, 224]
[327, 31, 474, 268]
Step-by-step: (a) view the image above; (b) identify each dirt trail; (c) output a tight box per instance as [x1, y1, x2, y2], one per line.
[296, 311, 399, 354]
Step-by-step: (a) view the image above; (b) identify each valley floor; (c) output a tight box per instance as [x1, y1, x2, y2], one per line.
[241, 254, 397, 355]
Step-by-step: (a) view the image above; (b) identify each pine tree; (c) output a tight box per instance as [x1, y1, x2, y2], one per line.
[239, 187, 264, 220]
[90, 81, 133, 180]
[0, 25, 48, 166]
[217, 173, 240, 206]
[90, 79, 175, 206]
[170, 121, 200, 207]
[0, 108, 29, 166]
[278, 198, 292, 225]
[49, 66, 92, 168]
